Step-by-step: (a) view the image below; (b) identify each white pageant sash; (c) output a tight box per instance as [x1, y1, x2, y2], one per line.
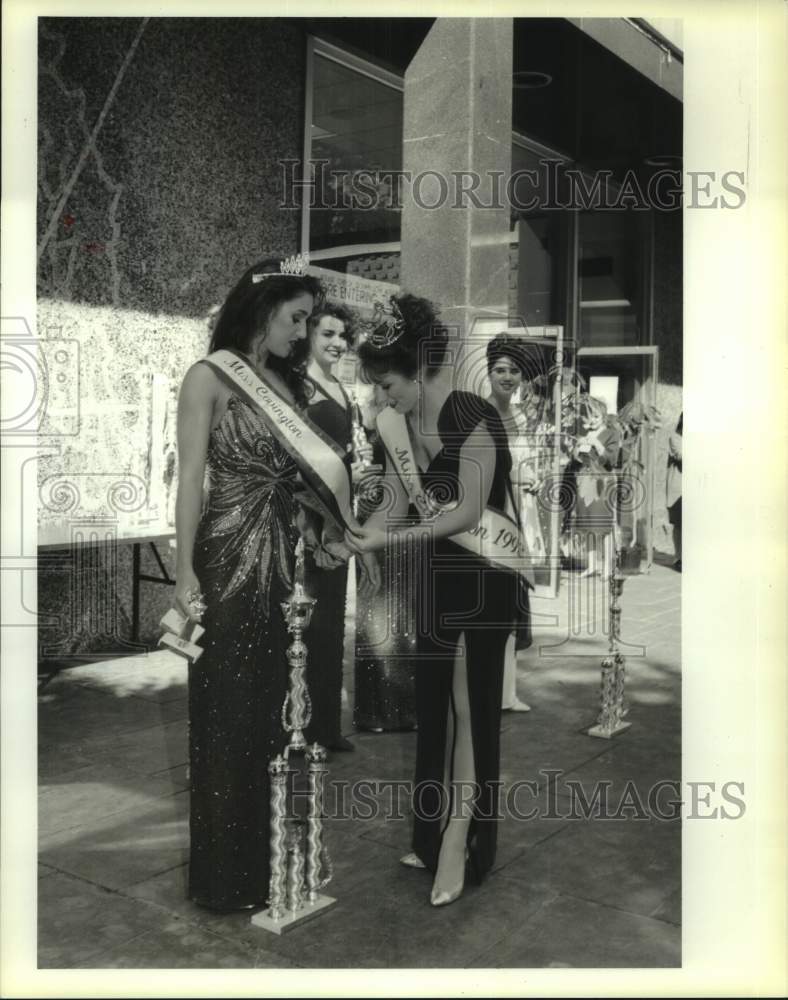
[204, 350, 360, 534]
[376, 406, 535, 584]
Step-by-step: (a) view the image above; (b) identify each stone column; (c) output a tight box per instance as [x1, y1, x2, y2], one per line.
[401, 18, 513, 390]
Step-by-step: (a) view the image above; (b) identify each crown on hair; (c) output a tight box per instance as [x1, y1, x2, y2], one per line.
[362, 296, 406, 349]
[252, 252, 310, 283]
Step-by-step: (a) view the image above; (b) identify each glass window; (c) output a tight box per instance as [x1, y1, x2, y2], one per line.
[511, 142, 569, 330]
[309, 52, 404, 253]
[578, 210, 645, 346]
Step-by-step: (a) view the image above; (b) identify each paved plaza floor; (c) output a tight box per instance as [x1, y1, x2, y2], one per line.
[38, 564, 681, 969]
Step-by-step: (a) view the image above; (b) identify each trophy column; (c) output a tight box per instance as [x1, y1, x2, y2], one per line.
[252, 537, 337, 934]
[588, 546, 632, 739]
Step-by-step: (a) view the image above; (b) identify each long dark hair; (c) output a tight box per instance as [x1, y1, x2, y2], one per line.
[357, 292, 449, 380]
[209, 257, 324, 407]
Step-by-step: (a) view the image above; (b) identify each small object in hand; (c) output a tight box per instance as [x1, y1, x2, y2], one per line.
[158, 631, 204, 663]
[160, 607, 205, 643]
[185, 588, 207, 620]
[159, 607, 205, 663]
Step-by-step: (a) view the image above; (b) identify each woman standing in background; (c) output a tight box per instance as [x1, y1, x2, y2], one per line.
[297, 303, 362, 753]
[571, 395, 622, 580]
[485, 333, 538, 713]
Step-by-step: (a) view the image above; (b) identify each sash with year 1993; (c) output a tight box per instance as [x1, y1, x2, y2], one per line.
[376, 406, 535, 586]
[203, 349, 361, 535]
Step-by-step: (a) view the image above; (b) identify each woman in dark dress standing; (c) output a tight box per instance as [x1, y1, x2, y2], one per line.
[346, 294, 523, 907]
[297, 303, 370, 752]
[174, 257, 324, 911]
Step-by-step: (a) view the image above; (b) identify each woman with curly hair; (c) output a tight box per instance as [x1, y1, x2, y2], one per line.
[346, 293, 524, 907]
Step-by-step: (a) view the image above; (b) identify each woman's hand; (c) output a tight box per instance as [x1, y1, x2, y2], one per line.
[174, 569, 204, 621]
[321, 540, 352, 567]
[345, 524, 389, 554]
[357, 550, 382, 597]
[312, 545, 344, 570]
[350, 459, 382, 486]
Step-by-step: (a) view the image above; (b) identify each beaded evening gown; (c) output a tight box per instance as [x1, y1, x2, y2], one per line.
[301, 379, 353, 750]
[353, 431, 417, 732]
[410, 391, 523, 879]
[188, 391, 298, 911]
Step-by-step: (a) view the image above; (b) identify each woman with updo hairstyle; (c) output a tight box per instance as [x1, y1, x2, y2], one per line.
[174, 256, 324, 911]
[347, 292, 521, 907]
[485, 332, 538, 713]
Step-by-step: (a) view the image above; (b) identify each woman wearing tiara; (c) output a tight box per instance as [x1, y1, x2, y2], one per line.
[345, 293, 524, 907]
[174, 255, 324, 911]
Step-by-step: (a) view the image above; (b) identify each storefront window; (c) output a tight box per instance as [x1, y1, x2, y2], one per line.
[578, 210, 645, 346]
[511, 140, 570, 330]
[308, 48, 404, 253]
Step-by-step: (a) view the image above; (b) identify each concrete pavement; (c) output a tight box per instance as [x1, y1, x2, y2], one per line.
[38, 563, 681, 968]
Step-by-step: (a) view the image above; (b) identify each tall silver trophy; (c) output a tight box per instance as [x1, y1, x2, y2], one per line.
[588, 546, 632, 739]
[251, 537, 336, 934]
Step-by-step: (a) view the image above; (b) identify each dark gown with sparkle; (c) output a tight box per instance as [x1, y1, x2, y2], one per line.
[188, 390, 298, 911]
[409, 391, 523, 880]
[353, 430, 417, 732]
[302, 379, 352, 749]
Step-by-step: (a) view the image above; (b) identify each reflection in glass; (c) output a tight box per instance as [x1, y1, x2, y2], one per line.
[310, 55, 403, 251]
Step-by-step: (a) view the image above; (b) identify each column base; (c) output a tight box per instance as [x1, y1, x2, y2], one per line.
[250, 893, 337, 935]
[587, 720, 632, 740]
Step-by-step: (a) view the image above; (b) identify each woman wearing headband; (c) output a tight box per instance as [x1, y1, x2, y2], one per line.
[174, 256, 323, 911]
[484, 333, 539, 713]
[346, 294, 521, 907]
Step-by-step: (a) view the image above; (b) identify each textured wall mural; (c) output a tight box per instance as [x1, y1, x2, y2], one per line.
[36, 17, 306, 656]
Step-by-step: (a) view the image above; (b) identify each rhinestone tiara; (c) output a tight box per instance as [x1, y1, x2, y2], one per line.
[252, 252, 310, 283]
[362, 296, 406, 349]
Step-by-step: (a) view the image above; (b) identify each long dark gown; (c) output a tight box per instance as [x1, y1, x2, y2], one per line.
[302, 379, 352, 749]
[354, 431, 417, 731]
[188, 391, 298, 911]
[409, 391, 522, 881]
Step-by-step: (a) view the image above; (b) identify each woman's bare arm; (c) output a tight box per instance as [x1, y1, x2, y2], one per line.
[174, 363, 217, 613]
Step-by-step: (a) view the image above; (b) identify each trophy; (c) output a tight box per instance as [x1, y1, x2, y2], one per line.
[588, 547, 632, 739]
[350, 392, 382, 514]
[251, 537, 336, 934]
[158, 589, 206, 663]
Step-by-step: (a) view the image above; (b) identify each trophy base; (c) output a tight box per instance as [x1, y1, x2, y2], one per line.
[587, 720, 632, 740]
[250, 893, 337, 935]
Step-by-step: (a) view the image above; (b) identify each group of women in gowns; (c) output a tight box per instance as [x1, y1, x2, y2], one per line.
[174, 257, 545, 912]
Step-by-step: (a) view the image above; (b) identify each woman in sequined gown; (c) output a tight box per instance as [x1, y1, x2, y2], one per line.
[347, 294, 522, 908]
[174, 258, 323, 912]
